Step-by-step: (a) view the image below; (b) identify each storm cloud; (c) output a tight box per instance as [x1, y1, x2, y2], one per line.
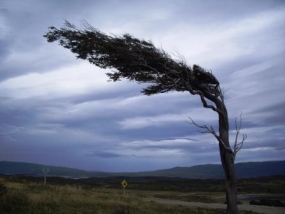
[0, 0, 284, 171]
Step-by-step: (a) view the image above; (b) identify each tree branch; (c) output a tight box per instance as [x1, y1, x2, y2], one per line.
[233, 113, 247, 161]
[188, 117, 232, 153]
[185, 83, 225, 116]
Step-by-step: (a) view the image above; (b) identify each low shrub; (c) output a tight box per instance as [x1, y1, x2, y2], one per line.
[31, 201, 60, 213]
[113, 205, 131, 214]
[0, 183, 8, 197]
[0, 192, 31, 214]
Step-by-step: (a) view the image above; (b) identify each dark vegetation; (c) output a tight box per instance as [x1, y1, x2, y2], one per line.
[250, 198, 284, 207]
[0, 183, 8, 197]
[1, 174, 284, 194]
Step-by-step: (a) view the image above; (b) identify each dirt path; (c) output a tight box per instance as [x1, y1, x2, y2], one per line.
[142, 197, 285, 214]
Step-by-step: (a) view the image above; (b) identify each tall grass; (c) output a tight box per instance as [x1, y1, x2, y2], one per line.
[0, 178, 255, 214]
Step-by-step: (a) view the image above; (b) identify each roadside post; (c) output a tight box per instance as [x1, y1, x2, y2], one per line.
[42, 166, 50, 185]
[121, 180, 127, 196]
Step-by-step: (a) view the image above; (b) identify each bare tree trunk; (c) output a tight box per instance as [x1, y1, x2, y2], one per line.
[220, 147, 239, 214]
[218, 102, 240, 214]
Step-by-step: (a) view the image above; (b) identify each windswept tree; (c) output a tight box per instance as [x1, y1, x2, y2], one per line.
[44, 22, 246, 214]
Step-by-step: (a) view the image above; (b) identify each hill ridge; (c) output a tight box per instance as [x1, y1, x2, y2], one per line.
[1, 160, 284, 179]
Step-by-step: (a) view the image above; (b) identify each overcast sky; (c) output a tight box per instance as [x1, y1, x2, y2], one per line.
[0, 0, 284, 172]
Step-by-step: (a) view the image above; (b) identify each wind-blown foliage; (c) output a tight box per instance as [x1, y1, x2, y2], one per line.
[44, 22, 220, 98]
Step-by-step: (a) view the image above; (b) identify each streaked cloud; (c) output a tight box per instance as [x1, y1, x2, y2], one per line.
[0, 0, 284, 171]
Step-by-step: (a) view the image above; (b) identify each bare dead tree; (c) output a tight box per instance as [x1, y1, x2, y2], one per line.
[44, 21, 246, 214]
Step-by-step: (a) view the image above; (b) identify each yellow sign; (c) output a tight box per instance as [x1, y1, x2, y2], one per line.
[121, 180, 127, 188]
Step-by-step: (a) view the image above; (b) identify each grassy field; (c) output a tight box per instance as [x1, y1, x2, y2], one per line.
[0, 178, 223, 214]
[1, 176, 284, 214]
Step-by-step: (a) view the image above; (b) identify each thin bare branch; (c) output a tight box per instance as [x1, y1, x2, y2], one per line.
[188, 117, 232, 153]
[233, 113, 247, 161]
[220, 87, 225, 102]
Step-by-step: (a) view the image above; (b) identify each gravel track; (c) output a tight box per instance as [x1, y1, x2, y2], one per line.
[142, 197, 285, 214]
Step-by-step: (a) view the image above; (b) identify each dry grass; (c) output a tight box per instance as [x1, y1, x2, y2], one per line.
[0, 178, 255, 214]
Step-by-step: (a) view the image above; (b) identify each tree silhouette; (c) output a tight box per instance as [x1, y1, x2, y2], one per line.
[44, 21, 246, 214]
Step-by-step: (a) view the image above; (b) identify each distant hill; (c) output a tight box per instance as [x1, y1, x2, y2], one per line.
[0, 161, 109, 178]
[128, 160, 285, 178]
[127, 164, 224, 178]
[0, 160, 284, 179]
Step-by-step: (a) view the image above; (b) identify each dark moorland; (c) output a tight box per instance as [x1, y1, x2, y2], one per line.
[1, 174, 284, 194]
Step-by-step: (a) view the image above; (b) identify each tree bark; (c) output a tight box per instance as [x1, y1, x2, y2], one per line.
[217, 101, 240, 214]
